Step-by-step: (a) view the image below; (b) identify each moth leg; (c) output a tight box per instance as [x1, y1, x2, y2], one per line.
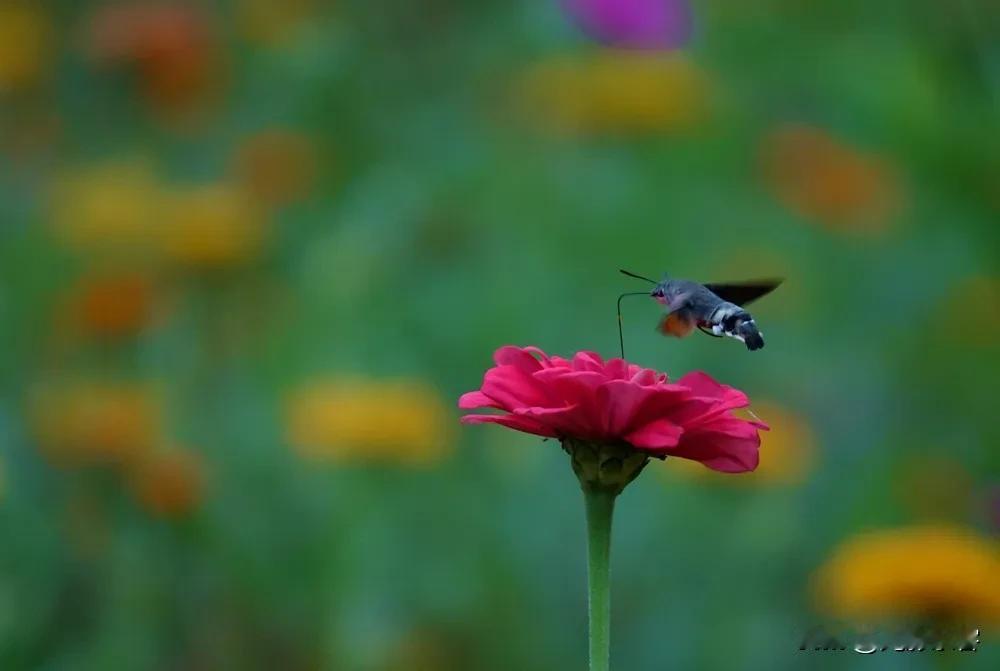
[698, 324, 724, 338]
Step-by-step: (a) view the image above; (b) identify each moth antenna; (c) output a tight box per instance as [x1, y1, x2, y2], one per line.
[617, 292, 649, 358]
[619, 269, 658, 284]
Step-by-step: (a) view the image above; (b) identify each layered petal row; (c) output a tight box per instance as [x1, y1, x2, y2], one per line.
[459, 346, 766, 473]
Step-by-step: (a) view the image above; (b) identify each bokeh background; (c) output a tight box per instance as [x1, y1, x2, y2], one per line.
[1, 1, 998, 669]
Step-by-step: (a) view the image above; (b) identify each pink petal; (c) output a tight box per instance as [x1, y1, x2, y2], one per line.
[460, 413, 558, 438]
[482, 364, 554, 410]
[571, 351, 606, 372]
[674, 373, 749, 426]
[532, 368, 606, 408]
[683, 396, 751, 428]
[595, 379, 667, 436]
[671, 425, 761, 473]
[630, 367, 659, 386]
[624, 382, 695, 429]
[603, 357, 630, 380]
[675, 370, 730, 399]
[531, 368, 606, 432]
[513, 404, 594, 439]
[522, 346, 552, 367]
[624, 418, 684, 450]
[548, 355, 573, 369]
[458, 391, 499, 409]
[686, 450, 759, 473]
[698, 418, 763, 438]
[493, 346, 545, 373]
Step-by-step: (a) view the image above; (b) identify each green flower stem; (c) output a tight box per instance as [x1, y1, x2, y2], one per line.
[584, 487, 616, 671]
[563, 439, 647, 671]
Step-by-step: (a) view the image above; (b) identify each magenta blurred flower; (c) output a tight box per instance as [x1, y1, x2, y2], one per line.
[561, 0, 693, 50]
[459, 346, 765, 473]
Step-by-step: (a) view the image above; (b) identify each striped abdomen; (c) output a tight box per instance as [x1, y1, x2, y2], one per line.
[705, 303, 765, 351]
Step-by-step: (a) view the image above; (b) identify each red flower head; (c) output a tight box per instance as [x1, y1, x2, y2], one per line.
[459, 346, 766, 478]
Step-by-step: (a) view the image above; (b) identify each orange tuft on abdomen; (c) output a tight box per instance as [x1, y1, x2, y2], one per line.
[658, 313, 695, 338]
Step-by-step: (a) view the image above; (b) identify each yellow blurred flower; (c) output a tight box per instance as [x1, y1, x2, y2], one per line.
[286, 378, 453, 465]
[161, 183, 267, 269]
[128, 448, 205, 518]
[231, 128, 318, 207]
[51, 158, 270, 269]
[0, 3, 51, 92]
[813, 526, 1000, 625]
[760, 124, 902, 235]
[29, 379, 162, 466]
[933, 275, 1000, 348]
[666, 401, 816, 486]
[49, 159, 164, 256]
[516, 51, 709, 135]
[237, 0, 317, 46]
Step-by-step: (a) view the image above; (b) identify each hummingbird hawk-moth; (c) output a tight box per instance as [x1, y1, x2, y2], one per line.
[617, 269, 782, 356]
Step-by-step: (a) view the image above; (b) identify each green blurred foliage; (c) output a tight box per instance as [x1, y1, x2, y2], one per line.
[0, 1, 997, 670]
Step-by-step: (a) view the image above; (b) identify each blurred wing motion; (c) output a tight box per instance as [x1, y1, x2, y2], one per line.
[703, 280, 782, 307]
[657, 311, 695, 338]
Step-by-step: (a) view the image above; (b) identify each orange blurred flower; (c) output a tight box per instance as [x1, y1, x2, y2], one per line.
[60, 272, 158, 339]
[813, 526, 1000, 625]
[87, 2, 219, 109]
[29, 379, 162, 467]
[666, 401, 816, 486]
[286, 378, 453, 465]
[516, 52, 709, 135]
[231, 129, 317, 207]
[128, 448, 205, 518]
[381, 626, 470, 671]
[760, 124, 902, 235]
[0, 3, 51, 92]
[161, 183, 267, 269]
[49, 158, 164, 256]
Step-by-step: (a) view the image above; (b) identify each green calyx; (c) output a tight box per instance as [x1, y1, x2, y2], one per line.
[561, 439, 650, 496]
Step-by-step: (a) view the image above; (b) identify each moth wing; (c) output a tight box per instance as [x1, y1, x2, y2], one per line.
[703, 279, 782, 307]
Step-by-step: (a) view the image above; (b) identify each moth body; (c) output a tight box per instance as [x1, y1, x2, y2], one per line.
[651, 278, 771, 351]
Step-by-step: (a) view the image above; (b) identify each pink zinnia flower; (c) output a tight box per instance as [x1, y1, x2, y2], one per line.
[459, 346, 765, 476]
[459, 345, 768, 668]
[561, 0, 693, 50]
